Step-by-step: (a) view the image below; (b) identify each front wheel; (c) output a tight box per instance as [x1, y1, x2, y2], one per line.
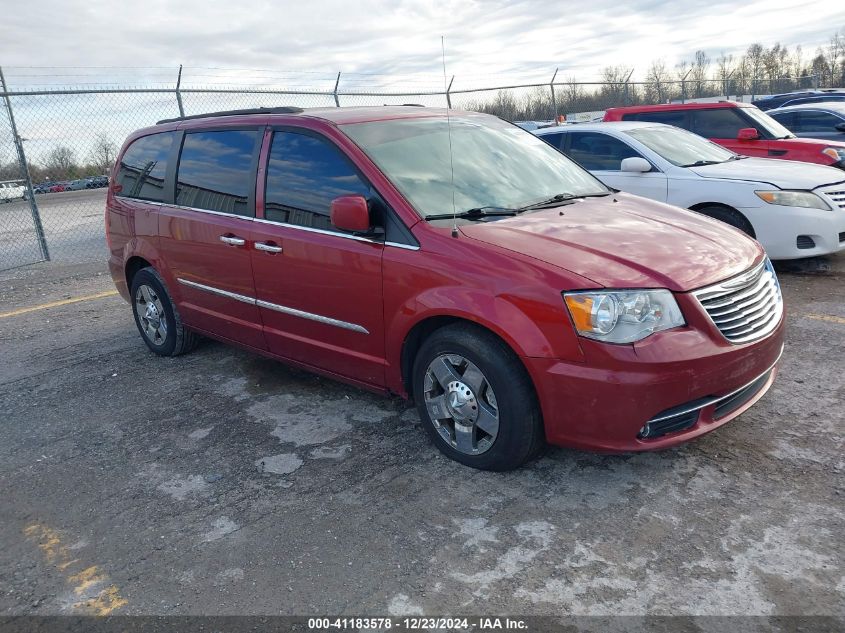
[412, 323, 544, 471]
[130, 267, 199, 356]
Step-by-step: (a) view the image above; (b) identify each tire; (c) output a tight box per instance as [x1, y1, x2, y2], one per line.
[130, 267, 199, 356]
[412, 323, 544, 471]
[694, 205, 755, 237]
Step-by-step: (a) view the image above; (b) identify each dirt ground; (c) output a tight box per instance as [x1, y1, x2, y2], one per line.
[0, 252, 843, 618]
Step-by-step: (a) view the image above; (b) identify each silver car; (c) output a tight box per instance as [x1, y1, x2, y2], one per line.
[768, 101, 845, 140]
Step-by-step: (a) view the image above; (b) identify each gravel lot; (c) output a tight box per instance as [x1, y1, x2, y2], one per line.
[0, 189, 107, 270]
[0, 249, 843, 619]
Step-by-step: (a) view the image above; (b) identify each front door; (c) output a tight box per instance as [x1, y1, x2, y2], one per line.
[249, 129, 386, 386]
[564, 131, 668, 202]
[157, 128, 265, 350]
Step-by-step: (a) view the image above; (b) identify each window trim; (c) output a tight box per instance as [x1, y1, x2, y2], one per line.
[114, 130, 178, 204]
[173, 126, 263, 218]
[261, 125, 418, 248]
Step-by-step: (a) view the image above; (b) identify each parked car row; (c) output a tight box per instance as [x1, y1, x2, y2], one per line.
[33, 176, 109, 194]
[534, 121, 845, 259]
[108, 105, 793, 471]
[0, 180, 26, 202]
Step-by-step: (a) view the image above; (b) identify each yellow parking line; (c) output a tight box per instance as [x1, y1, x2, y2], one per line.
[805, 313, 845, 325]
[0, 290, 118, 319]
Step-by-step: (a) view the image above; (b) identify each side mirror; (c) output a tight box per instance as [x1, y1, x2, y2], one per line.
[620, 157, 652, 173]
[330, 195, 371, 233]
[835, 122, 845, 132]
[737, 127, 760, 141]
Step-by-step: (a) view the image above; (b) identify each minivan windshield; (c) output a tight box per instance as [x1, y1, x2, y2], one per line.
[626, 125, 737, 167]
[342, 114, 609, 219]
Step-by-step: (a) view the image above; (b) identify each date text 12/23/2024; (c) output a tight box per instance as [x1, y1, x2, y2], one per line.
[308, 617, 528, 630]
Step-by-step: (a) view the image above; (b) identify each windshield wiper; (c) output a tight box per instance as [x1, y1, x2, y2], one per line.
[517, 191, 610, 211]
[680, 159, 725, 167]
[424, 206, 519, 221]
[728, 155, 749, 161]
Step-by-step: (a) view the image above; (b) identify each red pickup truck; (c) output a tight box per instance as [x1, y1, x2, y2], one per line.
[603, 101, 845, 169]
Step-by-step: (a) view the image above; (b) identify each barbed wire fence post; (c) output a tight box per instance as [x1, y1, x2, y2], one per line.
[175, 65, 185, 117]
[549, 68, 558, 121]
[333, 72, 342, 107]
[0, 65, 50, 262]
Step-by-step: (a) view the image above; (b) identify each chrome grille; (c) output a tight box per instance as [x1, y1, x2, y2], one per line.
[693, 259, 783, 344]
[821, 188, 845, 209]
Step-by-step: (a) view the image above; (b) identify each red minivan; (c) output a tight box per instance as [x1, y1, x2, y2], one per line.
[107, 106, 785, 470]
[604, 101, 845, 169]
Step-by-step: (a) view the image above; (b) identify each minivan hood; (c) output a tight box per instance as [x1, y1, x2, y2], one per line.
[689, 157, 845, 189]
[459, 193, 762, 292]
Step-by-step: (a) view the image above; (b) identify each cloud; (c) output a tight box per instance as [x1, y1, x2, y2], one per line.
[1, 0, 841, 92]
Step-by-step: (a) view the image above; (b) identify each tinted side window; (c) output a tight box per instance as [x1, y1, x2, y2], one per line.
[769, 111, 795, 128]
[265, 131, 371, 231]
[626, 110, 687, 127]
[176, 130, 259, 216]
[794, 111, 841, 132]
[116, 132, 175, 202]
[564, 132, 642, 171]
[539, 133, 564, 149]
[691, 109, 747, 138]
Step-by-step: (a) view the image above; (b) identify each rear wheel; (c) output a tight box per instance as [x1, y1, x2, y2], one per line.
[412, 323, 544, 471]
[130, 267, 199, 356]
[693, 205, 755, 237]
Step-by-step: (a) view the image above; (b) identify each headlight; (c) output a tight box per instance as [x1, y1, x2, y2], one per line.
[821, 147, 845, 162]
[563, 289, 685, 344]
[755, 190, 831, 210]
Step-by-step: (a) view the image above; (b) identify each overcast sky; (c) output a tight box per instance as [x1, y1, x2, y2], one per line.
[1, 0, 842, 90]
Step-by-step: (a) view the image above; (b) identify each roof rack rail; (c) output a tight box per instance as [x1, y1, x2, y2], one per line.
[156, 106, 305, 125]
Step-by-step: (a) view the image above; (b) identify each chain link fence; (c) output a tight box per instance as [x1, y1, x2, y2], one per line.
[0, 68, 821, 271]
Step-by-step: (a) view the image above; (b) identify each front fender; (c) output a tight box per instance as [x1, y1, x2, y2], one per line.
[384, 285, 585, 395]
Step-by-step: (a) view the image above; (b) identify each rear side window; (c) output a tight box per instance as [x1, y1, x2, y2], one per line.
[539, 132, 565, 149]
[264, 131, 371, 231]
[116, 132, 175, 202]
[176, 130, 259, 216]
[565, 132, 642, 171]
[690, 109, 747, 138]
[625, 110, 687, 128]
[793, 111, 841, 132]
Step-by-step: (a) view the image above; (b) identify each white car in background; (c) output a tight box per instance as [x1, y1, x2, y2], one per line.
[0, 180, 26, 202]
[534, 121, 845, 259]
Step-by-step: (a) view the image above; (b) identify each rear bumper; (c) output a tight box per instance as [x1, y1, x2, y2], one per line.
[108, 255, 130, 303]
[525, 312, 785, 452]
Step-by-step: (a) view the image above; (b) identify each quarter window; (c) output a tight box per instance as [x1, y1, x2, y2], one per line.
[564, 132, 643, 171]
[116, 132, 175, 202]
[176, 130, 259, 216]
[264, 131, 371, 231]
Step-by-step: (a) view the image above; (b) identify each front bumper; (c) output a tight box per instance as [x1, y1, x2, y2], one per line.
[525, 296, 785, 452]
[742, 202, 845, 260]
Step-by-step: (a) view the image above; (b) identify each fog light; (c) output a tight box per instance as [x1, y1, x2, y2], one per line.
[638, 424, 651, 439]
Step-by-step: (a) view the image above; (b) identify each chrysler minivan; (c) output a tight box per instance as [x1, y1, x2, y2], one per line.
[107, 106, 785, 470]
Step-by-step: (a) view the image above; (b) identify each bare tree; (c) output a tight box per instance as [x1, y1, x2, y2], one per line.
[645, 59, 672, 103]
[45, 146, 77, 180]
[89, 134, 118, 174]
[691, 50, 711, 97]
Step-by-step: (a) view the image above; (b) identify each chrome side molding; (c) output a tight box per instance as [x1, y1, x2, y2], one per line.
[177, 278, 369, 334]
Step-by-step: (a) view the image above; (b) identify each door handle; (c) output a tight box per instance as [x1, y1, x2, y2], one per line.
[219, 235, 246, 247]
[255, 241, 283, 254]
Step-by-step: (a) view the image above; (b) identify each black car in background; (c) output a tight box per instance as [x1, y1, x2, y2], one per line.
[753, 89, 845, 111]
